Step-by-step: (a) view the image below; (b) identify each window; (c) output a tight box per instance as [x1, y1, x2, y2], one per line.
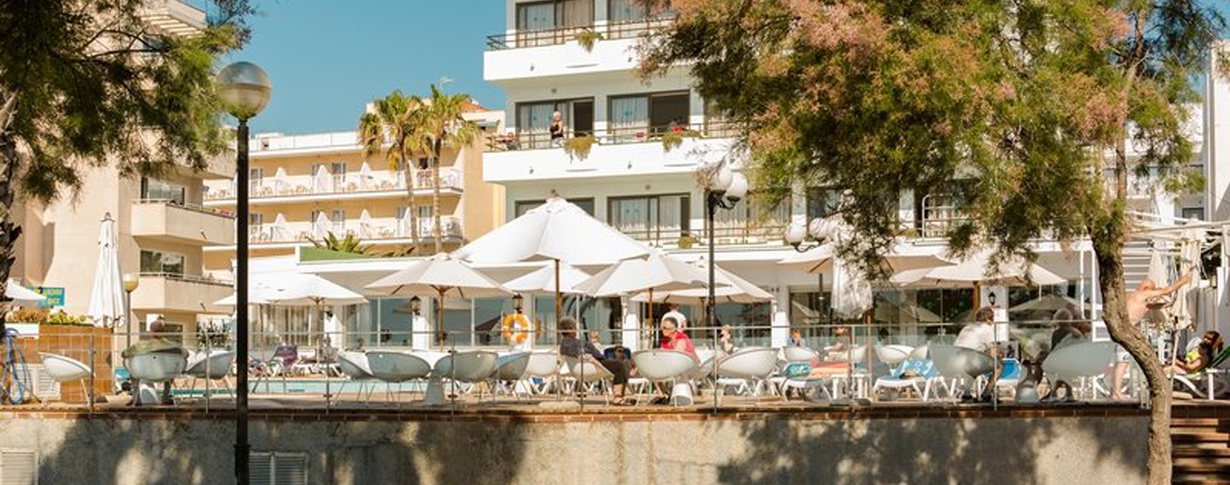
[250, 452, 308, 485]
[248, 213, 264, 239]
[0, 449, 37, 485]
[249, 168, 264, 195]
[140, 250, 185, 276]
[608, 0, 671, 23]
[608, 194, 690, 244]
[807, 187, 842, 220]
[331, 209, 346, 234]
[141, 178, 187, 205]
[516, 98, 594, 148]
[1181, 207, 1205, 221]
[703, 98, 736, 138]
[331, 162, 347, 186]
[515, 198, 595, 217]
[516, 0, 594, 47]
[608, 91, 690, 142]
[712, 192, 790, 244]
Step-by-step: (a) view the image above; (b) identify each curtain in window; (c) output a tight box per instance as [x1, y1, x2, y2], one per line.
[609, 0, 645, 23]
[518, 103, 557, 149]
[518, 2, 554, 30]
[558, 0, 593, 27]
[659, 195, 683, 238]
[610, 198, 650, 239]
[610, 97, 649, 140]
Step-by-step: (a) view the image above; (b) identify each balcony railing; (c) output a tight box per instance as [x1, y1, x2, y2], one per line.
[918, 194, 970, 238]
[204, 168, 462, 201]
[134, 198, 233, 218]
[485, 16, 675, 50]
[485, 121, 736, 152]
[246, 216, 463, 245]
[136, 272, 233, 287]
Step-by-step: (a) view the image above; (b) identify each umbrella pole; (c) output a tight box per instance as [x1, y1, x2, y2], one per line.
[648, 288, 654, 349]
[554, 259, 562, 331]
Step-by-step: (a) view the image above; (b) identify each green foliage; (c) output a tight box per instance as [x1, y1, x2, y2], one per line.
[45, 311, 89, 326]
[640, 0, 1224, 273]
[563, 135, 597, 160]
[307, 231, 371, 255]
[358, 90, 423, 252]
[8, 308, 47, 324]
[196, 319, 232, 350]
[661, 129, 700, 152]
[416, 84, 482, 254]
[0, 0, 252, 203]
[574, 29, 604, 52]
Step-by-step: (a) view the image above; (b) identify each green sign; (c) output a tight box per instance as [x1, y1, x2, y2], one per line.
[36, 287, 65, 307]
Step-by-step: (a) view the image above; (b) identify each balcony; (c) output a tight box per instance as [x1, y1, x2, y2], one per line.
[130, 199, 235, 246]
[138, 0, 206, 38]
[207, 216, 465, 251]
[203, 168, 463, 206]
[483, 122, 737, 182]
[916, 194, 970, 238]
[484, 18, 675, 82]
[130, 273, 233, 315]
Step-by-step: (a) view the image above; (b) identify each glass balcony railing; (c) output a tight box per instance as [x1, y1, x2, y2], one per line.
[204, 168, 462, 202]
[245, 216, 463, 245]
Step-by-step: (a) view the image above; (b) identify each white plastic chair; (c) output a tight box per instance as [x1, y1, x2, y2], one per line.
[929, 345, 995, 401]
[1042, 341, 1115, 401]
[125, 349, 188, 405]
[563, 355, 615, 403]
[39, 353, 92, 404]
[716, 347, 778, 397]
[631, 349, 698, 406]
[337, 351, 377, 404]
[782, 346, 819, 363]
[366, 350, 432, 404]
[523, 350, 560, 395]
[184, 350, 236, 399]
[494, 352, 532, 398]
[433, 350, 499, 401]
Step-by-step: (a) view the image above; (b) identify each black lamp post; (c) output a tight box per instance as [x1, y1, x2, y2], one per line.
[410, 295, 422, 315]
[784, 217, 839, 325]
[700, 163, 747, 339]
[218, 61, 271, 485]
[512, 293, 524, 313]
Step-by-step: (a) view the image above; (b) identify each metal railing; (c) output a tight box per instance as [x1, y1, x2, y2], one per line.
[0, 318, 1163, 410]
[484, 121, 736, 153]
[246, 216, 464, 245]
[485, 17, 676, 50]
[204, 168, 463, 202]
[135, 198, 234, 218]
[136, 272, 234, 287]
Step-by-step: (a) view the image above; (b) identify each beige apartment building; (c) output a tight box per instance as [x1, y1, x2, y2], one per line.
[201, 107, 506, 277]
[9, 0, 235, 339]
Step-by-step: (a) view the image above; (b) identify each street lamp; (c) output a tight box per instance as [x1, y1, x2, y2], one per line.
[122, 273, 140, 348]
[700, 163, 748, 337]
[512, 294, 524, 312]
[219, 61, 270, 485]
[409, 296, 422, 315]
[784, 216, 839, 325]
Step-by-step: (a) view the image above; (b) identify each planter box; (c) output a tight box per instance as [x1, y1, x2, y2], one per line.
[6, 323, 39, 338]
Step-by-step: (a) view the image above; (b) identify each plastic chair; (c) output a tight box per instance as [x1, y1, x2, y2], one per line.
[1173, 346, 1230, 400]
[433, 350, 499, 401]
[1041, 341, 1115, 401]
[523, 350, 561, 395]
[631, 349, 698, 406]
[494, 352, 532, 398]
[39, 353, 92, 404]
[715, 347, 778, 397]
[184, 350, 236, 399]
[562, 355, 615, 403]
[337, 351, 377, 404]
[928, 345, 994, 401]
[783, 346, 819, 363]
[124, 348, 188, 405]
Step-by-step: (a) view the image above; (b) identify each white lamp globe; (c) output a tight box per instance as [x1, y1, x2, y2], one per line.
[711, 164, 734, 193]
[725, 173, 749, 202]
[808, 218, 832, 241]
[218, 62, 272, 120]
[784, 223, 807, 245]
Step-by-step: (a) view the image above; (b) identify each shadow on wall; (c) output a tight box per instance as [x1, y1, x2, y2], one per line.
[714, 413, 1147, 485]
[34, 412, 531, 485]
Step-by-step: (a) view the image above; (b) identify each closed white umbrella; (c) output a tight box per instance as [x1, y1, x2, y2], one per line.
[366, 254, 512, 346]
[359, 209, 373, 238]
[313, 165, 333, 193]
[452, 196, 649, 320]
[1173, 228, 1202, 329]
[87, 214, 125, 328]
[358, 162, 373, 190]
[312, 211, 331, 238]
[273, 167, 290, 195]
[892, 250, 1066, 287]
[832, 256, 874, 318]
[5, 280, 46, 305]
[271, 213, 290, 241]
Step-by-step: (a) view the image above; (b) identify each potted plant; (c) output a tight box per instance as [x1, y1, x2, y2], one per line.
[563, 135, 597, 161]
[573, 29, 604, 52]
[6, 308, 48, 337]
[662, 129, 700, 152]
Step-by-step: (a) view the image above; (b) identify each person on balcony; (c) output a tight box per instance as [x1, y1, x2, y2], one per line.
[549, 110, 565, 147]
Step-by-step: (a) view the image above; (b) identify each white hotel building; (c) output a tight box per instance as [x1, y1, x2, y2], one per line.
[294, 3, 1230, 350]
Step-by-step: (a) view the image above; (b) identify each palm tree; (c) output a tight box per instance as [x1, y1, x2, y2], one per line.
[307, 231, 371, 255]
[358, 91, 423, 253]
[415, 85, 480, 254]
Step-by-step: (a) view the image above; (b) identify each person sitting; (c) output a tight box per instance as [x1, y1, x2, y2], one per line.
[1168, 331, 1224, 375]
[717, 324, 736, 357]
[1041, 304, 1091, 401]
[122, 316, 181, 405]
[954, 307, 1000, 401]
[823, 326, 850, 361]
[659, 316, 698, 362]
[559, 317, 630, 404]
[788, 328, 808, 348]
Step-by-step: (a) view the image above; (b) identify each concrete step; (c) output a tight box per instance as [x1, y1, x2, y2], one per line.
[1173, 462, 1230, 473]
[1174, 456, 1230, 466]
[1174, 447, 1230, 458]
[1173, 477, 1230, 485]
[1172, 418, 1225, 427]
[1171, 432, 1230, 444]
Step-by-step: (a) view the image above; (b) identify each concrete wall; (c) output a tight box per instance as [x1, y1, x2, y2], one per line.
[1, 411, 1147, 485]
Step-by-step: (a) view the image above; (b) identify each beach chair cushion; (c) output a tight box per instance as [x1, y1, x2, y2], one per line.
[784, 362, 812, 378]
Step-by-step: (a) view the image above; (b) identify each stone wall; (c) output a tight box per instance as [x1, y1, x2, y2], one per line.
[0, 407, 1148, 485]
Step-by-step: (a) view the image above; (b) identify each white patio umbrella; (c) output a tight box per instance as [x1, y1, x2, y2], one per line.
[892, 250, 1066, 287]
[313, 165, 333, 193]
[629, 258, 772, 304]
[87, 214, 125, 328]
[575, 251, 719, 333]
[1173, 227, 1203, 329]
[874, 300, 942, 323]
[503, 262, 591, 295]
[5, 280, 46, 305]
[778, 243, 949, 274]
[366, 253, 512, 345]
[1008, 294, 1083, 313]
[452, 196, 649, 321]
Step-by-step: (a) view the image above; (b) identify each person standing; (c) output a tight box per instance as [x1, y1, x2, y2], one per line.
[662, 303, 688, 330]
[1107, 272, 1195, 399]
[549, 110, 565, 147]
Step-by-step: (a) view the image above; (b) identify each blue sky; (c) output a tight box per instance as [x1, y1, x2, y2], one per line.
[223, 1, 505, 135]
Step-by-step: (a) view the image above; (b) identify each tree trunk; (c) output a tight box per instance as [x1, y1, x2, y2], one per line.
[431, 139, 443, 255]
[0, 130, 20, 331]
[401, 146, 419, 254]
[1093, 238, 1172, 484]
